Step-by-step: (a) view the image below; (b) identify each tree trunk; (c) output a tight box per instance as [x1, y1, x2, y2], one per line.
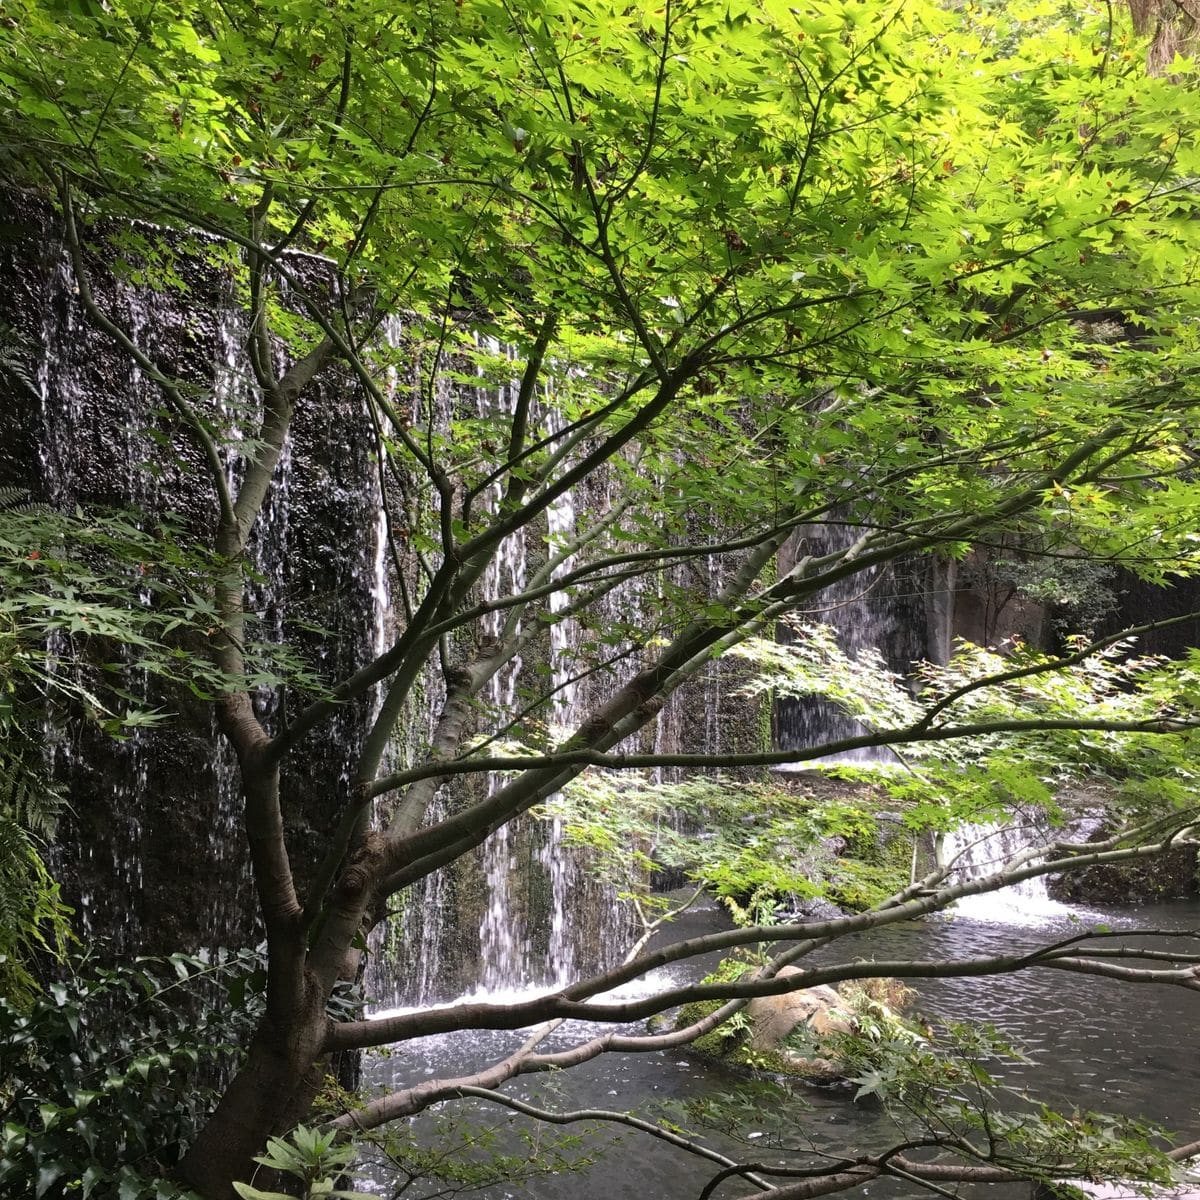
[177, 1019, 326, 1199]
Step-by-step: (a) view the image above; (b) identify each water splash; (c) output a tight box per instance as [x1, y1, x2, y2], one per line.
[940, 819, 1107, 926]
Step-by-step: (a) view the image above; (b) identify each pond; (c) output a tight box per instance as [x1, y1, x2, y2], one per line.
[361, 897, 1200, 1199]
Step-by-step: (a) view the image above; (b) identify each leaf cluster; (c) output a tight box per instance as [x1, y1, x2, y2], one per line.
[737, 622, 1200, 828]
[233, 1125, 370, 1200]
[353, 1102, 598, 1200]
[542, 772, 904, 921]
[0, 948, 266, 1200]
[843, 1020, 1184, 1189]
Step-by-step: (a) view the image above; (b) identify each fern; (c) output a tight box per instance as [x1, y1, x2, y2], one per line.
[0, 485, 53, 516]
[0, 750, 65, 838]
[0, 323, 36, 400]
[0, 809, 73, 1003]
[0, 484, 76, 1000]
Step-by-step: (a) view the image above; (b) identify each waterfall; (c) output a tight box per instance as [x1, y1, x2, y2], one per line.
[362, 332, 636, 1006]
[470, 341, 629, 996]
[32, 235, 177, 952]
[940, 819, 1098, 925]
[478, 352, 532, 989]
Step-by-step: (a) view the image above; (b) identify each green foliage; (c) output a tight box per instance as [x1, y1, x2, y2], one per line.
[0, 948, 265, 1199]
[4, 0, 1200, 568]
[0, 497, 221, 1001]
[0, 804, 73, 1005]
[542, 772, 907, 920]
[0, 325, 37, 404]
[351, 1103, 599, 1199]
[841, 1021, 1185, 1188]
[821, 854, 909, 913]
[676, 1019, 1189, 1192]
[736, 623, 1200, 832]
[782, 990, 925, 1084]
[5, 0, 1200, 1192]
[548, 622, 1200, 922]
[674, 956, 759, 1062]
[0, 486, 338, 999]
[233, 1126, 371, 1200]
[0, 500, 329, 711]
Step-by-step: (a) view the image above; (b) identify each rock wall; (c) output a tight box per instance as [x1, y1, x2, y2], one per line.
[1049, 832, 1199, 906]
[1, 192, 383, 955]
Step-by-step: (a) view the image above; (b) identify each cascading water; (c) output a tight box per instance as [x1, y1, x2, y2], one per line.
[479, 384, 532, 991]
[939, 821, 1055, 922]
[472, 338, 622, 995]
[939, 817, 1106, 925]
[542, 431, 580, 980]
[368, 336, 731, 1005]
[33, 237, 172, 951]
[4, 198, 387, 954]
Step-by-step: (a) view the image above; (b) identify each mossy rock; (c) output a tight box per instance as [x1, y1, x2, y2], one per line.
[673, 963, 916, 1084]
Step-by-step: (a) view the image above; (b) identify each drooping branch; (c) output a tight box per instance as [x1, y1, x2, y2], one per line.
[326, 815, 1199, 1053]
[411, 1085, 773, 1191]
[337, 939, 1200, 1053]
[749, 1155, 1021, 1200]
[910, 609, 1200, 733]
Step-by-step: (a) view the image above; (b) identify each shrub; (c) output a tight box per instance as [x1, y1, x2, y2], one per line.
[0, 948, 265, 1199]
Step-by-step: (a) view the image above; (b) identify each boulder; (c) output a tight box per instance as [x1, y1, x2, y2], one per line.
[677, 963, 916, 1084]
[741, 969, 857, 1081]
[745, 971, 849, 1051]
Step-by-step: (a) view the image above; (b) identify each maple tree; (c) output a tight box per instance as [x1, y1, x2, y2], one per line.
[2, 0, 1200, 1195]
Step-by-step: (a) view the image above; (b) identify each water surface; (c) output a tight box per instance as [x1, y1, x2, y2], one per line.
[362, 899, 1200, 1199]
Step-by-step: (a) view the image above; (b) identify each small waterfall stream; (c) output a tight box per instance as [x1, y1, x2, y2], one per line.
[941, 821, 1072, 924]
[542, 411, 582, 981]
[361, 330, 640, 1006]
[478, 341, 533, 991]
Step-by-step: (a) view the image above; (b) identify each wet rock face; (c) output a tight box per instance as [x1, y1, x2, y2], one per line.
[0, 192, 382, 955]
[1048, 838, 1199, 906]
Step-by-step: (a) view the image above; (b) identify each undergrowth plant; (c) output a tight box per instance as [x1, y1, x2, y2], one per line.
[0, 948, 265, 1199]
